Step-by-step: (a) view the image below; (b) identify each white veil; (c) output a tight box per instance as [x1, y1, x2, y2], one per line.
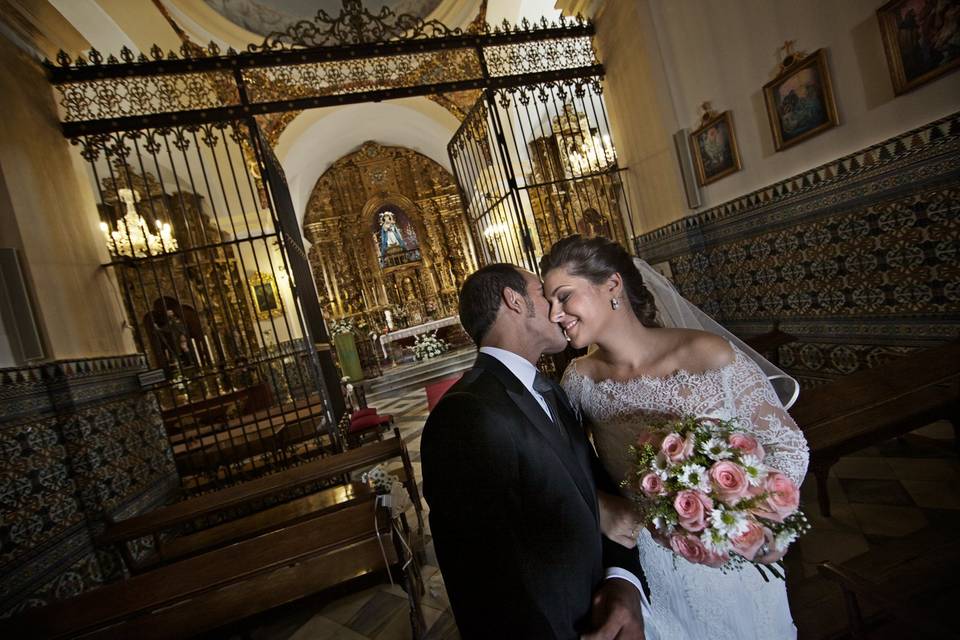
[633, 258, 800, 410]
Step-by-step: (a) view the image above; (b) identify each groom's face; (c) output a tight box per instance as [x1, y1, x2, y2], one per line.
[518, 271, 568, 355]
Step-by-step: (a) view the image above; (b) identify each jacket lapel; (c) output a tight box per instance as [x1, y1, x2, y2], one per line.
[476, 354, 598, 516]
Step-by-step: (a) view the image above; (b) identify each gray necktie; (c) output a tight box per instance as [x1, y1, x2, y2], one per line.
[533, 372, 567, 439]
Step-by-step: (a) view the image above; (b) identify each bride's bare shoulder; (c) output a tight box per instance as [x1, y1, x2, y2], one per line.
[668, 328, 734, 373]
[567, 354, 602, 380]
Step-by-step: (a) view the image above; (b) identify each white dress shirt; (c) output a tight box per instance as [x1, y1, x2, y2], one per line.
[478, 346, 646, 598]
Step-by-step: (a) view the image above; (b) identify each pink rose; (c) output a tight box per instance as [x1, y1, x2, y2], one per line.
[673, 490, 713, 532]
[729, 433, 765, 459]
[730, 519, 766, 561]
[669, 533, 709, 565]
[636, 430, 664, 449]
[751, 472, 800, 523]
[703, 548, 729, 568]
[709, 460, 751, 503]
[661, 432, 695, 463]
[640, 472, 665, 497]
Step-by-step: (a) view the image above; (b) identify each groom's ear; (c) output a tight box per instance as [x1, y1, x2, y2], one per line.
[501, 286, 525, 315]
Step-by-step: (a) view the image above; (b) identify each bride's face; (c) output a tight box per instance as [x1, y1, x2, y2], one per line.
[543, 266, 611, 349]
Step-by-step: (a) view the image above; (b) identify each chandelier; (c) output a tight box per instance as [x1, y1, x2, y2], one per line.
[100, 188, 178, 258]
[567, 133, 616, 177]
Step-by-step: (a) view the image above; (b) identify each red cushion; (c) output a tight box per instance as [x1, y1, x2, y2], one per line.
[426, 374, 463, 411]
[349, 413, 391, 433]
[351, 407, 377, 420]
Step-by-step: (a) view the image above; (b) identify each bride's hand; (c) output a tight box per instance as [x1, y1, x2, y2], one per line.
[597, 491, 641, 548]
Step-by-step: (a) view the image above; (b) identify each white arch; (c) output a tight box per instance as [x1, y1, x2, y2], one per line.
[276, 98, 461, 230]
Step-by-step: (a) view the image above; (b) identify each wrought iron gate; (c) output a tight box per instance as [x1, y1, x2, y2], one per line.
[45, 2, 615, 492]
[74, 120, 338, 493]
[448, 78, 637, 272]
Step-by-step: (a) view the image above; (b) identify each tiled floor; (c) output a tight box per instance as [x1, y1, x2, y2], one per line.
[229, 390, 958, 640]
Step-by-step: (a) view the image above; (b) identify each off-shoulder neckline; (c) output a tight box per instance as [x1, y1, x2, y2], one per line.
[566, 342, 744, 388]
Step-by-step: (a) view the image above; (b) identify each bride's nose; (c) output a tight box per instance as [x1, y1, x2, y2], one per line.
[549, 300, 564, 323]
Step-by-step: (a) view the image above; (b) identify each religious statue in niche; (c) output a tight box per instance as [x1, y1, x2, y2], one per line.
[373, 206, 420, 268]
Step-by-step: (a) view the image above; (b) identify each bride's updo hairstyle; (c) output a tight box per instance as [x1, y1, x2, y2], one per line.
[540, 234, 661, 328]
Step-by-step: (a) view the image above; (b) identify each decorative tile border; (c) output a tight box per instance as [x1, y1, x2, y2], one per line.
[635, 110, 960, 258]
[0, 354, 177, 616]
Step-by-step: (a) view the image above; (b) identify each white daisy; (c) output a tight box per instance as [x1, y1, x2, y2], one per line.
[699, 436, 733, 460]
[677, 463, 710, 492]
[709, 506, 750, 538]
[703, 526, 732, 555]
[775, 529, 798, 550]
[739, 454, 767, 487]
[651, 454, 670, 480]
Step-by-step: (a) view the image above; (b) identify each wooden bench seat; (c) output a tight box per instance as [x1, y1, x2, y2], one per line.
[102, 432, 422, 572]
[1, 501, 413, 640]
[153, 481, 373, 568]
[791, 341, 960, 516]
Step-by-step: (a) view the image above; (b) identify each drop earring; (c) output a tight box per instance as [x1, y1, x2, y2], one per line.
[610, 297, 620, 310]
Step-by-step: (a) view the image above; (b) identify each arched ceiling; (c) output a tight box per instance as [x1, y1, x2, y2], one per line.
[276, 97, 461, 230]
[203, 1, 443, 37]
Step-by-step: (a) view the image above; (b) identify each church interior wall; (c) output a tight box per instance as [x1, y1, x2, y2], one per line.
[0, 34, 133, 364]
[647, 0, 960, 213]
[635, 110, 960, 387]
[563, 0, 960, 387]
[0, 22, 177, 616]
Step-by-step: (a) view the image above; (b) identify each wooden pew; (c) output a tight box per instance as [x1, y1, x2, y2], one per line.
[1, 500, 424, 640]
[791, 341, 960, 516]
[818, 561, 955, 639]
[102, 431, 423, 573]
[153, 482, 372, 569]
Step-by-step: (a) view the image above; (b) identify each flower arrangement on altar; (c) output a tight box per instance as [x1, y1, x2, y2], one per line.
[624, 415, 809, 580]
[411, 331, 448, 361]
[329, 318, 355, 336]
[391, 305, 409, 326]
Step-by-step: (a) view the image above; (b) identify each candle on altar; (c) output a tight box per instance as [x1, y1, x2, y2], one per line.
[385, 309, 394, 331]
[203, 335, 215, 364]
[190, 338, 201, 367]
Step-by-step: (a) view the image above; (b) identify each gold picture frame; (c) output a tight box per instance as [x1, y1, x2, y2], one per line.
[877, 0, 960, 95]
[249, 272, 283, 320]
[689, 110, 742, 186]
[763, 49, 839, 151]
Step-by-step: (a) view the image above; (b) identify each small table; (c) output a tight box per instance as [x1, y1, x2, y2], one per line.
[378, 316, 460, 359]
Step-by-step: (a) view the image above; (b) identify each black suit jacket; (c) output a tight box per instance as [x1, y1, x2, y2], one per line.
[421, 353, 644, 639]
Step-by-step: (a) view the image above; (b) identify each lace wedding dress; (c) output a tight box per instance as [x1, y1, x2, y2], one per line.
[563, 344, 809, 640]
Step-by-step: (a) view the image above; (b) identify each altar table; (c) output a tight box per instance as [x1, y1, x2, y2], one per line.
[378, 316, 460, 359]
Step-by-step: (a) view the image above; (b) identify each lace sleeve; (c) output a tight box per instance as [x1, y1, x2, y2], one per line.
[726, 350, 809, 485]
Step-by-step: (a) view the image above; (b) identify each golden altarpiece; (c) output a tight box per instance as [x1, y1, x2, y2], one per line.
[303, 142, 477, 347]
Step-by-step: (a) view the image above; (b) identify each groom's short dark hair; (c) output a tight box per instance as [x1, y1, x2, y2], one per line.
[459, 264, 529, 345]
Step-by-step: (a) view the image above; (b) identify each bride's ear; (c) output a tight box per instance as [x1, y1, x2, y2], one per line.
[606, 273, 624, 297]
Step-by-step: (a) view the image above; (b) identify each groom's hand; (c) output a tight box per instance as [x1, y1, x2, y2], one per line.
[583, 578, 645, 640]
[598, 491, 641, 548]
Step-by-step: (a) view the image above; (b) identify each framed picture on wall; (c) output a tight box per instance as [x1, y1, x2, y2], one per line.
[877, 0, 960, 95]
[763, 49, 839, 151]
[249, 272, 283, 320]
[688, 110, 742, 186]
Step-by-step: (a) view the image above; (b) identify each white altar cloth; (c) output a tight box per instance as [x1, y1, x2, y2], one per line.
[378, 316, 459, 359]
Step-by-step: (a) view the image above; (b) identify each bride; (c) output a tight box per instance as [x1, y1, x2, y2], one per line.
[540, 235, 809, 640]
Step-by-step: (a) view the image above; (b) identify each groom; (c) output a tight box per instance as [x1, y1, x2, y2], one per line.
[421, 264, 646, 639]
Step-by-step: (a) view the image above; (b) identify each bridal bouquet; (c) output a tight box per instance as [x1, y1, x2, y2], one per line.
[623, 416, 809, 579]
